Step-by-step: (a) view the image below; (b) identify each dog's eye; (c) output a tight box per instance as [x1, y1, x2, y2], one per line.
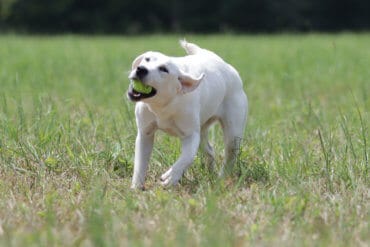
[145, 57, 150, 62]
[158, 66, 169, 73]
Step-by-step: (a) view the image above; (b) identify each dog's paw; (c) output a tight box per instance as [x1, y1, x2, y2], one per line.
[160, 168, 182, 187]
[130, 183, 145, 190]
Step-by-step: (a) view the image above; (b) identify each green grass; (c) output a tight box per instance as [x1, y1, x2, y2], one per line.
[0, 34, 369, 246]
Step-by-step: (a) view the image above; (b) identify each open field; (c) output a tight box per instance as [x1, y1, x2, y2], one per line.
[0, 34, 369, 246]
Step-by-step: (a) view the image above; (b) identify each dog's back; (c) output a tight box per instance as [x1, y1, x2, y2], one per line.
[179, 40, 244, 101]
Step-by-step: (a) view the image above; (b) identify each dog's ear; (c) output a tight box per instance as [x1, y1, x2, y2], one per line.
[132, 54, 145, 70]
[178, 71, 205, 94]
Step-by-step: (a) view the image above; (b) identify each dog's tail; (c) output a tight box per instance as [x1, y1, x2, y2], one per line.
[180, 39, 223, 62]
[180, 39, 202, 55]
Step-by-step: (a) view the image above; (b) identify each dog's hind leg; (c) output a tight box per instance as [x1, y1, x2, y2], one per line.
[219, 94, 248, 177]
[201, 125, 216, 171]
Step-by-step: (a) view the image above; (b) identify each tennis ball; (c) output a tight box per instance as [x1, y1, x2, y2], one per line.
[132, 80, 153, 94]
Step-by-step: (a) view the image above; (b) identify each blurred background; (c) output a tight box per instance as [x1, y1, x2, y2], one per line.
[1, 0, 369, 34]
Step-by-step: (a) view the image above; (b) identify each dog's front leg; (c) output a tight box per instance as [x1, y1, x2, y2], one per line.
[160, 132, 200, 186]
[131, 132, 154, 189]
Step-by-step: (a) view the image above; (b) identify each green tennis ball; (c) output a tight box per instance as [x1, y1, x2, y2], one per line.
[132, 80, 153, 94]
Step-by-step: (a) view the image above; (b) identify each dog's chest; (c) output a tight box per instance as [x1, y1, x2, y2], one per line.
[156, 118, 185, 137]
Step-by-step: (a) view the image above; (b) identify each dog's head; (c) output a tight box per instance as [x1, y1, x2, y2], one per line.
[127, 51, 204, 103]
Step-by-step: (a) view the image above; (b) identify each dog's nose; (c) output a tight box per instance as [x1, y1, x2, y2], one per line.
[136, 66, 148, 79]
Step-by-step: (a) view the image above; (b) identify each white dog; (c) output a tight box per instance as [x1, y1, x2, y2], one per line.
[127, 40, 248, 189]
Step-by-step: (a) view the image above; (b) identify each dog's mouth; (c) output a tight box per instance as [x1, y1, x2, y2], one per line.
[127, 83, 157, 102]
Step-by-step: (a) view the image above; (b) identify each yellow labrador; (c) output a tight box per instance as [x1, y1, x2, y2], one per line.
[127, 41, 248, 188]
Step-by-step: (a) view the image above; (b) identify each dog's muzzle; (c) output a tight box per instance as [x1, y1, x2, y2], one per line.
[135, 66, 148, 80]
[127, 82, 157, 102]
[127, 66, 157, 101]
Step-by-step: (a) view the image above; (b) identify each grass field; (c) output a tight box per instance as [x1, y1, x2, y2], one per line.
[0, 34, 369, 246]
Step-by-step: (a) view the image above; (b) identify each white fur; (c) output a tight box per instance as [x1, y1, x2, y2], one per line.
[128, 40, 248, 188]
